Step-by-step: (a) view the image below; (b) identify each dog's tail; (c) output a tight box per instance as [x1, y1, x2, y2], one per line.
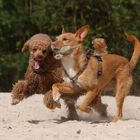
[125, 33, 140, 71]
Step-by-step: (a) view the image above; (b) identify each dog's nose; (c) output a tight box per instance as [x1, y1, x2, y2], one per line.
[36, 55, 44, 61]
[38, 55, 43, 59]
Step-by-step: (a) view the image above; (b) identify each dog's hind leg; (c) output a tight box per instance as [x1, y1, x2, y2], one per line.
[113, 72, 133, 122]
[93, 94, 108, 117]
[62, 95, 79, 120]
[44, 92, 79, 121]
[77, 88, 99, 113]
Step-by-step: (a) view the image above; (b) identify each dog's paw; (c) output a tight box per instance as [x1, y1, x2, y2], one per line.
[43, 92, 61, 110]
[11, 98, 21, 105]
[52, 92, 61, 102]
[46, 101, 61, 110]
[76, 105, 92, 113]
[112, 116, 122, 122]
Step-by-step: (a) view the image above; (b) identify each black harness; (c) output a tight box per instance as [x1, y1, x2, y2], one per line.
[62, 61, 88, 92]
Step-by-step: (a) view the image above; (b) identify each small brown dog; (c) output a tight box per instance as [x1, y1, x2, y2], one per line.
[92, 38, 108, 56]
[51, 25, 140, 122]
[11, 34, 62, 108]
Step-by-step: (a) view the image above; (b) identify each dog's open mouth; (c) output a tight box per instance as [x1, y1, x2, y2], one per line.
[33, 61, 40, 70]
[32, 60, 46, 74]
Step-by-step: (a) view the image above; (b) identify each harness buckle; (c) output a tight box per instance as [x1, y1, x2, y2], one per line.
[94, 55, 103, 77]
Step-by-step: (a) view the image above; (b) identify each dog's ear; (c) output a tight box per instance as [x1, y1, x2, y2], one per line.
[21, 40, 30, 53]
[75, 25, 89, 42]
[61, 25, 65, 34]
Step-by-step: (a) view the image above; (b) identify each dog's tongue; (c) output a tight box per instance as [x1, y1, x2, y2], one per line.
[34, 61, 40, 70]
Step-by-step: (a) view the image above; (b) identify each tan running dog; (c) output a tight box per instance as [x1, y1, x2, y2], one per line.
[51, 25, 140, 122]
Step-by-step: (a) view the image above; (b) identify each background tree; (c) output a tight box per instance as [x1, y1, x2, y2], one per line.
[0, 0, 140, 95]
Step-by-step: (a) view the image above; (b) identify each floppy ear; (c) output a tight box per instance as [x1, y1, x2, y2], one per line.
[61, 25, 65, 34]
[75, 25, 89, 42]
[21, 40, 30, 53]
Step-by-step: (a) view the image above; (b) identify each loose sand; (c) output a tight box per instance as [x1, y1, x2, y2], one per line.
[0, 93, 140, 140]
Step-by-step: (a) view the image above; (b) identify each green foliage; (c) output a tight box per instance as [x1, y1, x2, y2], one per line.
[0, 0, 140, 94]
[0, 53, 28, 91]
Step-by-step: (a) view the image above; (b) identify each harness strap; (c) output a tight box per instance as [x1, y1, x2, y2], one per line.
[94, 55, 103, 77]
[62, 62, 88, 92]
[62, 55, 103, 92]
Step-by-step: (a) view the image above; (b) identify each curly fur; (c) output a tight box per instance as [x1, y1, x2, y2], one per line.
[11, 34, 63, 105]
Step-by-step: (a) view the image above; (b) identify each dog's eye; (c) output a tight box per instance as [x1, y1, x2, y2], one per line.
[42, 50, 47, 54]
[33, 48, 37, 52]
[63, 38, 68, 41]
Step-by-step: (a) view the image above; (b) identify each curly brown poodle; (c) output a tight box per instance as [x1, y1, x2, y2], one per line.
[11, 34, 62, 105]
[11, 33, 107, 120]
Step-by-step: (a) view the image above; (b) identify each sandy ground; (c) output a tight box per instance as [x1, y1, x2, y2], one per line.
[0, 93, 140, 140]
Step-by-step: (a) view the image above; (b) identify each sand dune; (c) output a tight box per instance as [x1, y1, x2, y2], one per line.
[0, 93, 140, 140]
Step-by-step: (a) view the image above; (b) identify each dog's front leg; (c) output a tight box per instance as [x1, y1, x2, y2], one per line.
[11, 80, 38, 105]
[43, 90, 61, 110]
[11, 80, 27, 105]
[52, 83, 77, 102]
[77, 88, 99, 113]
